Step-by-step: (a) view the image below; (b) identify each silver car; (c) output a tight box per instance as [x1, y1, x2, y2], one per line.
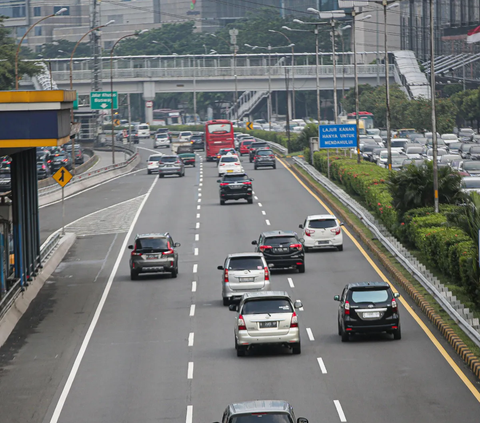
[158, 155, 185, 178]
[218, 253, 271, 306]
[216, 401, 309, 423]
[230, 291, 302, 356]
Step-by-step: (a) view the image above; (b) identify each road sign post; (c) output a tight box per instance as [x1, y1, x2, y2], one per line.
[52, 167, 73, 236]
[318, 124, 357, 179]
[90, 91, 118, 110]
[246, 121, 253, 131]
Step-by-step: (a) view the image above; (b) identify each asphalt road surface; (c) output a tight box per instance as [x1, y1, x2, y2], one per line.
[1, 139, 479, 423]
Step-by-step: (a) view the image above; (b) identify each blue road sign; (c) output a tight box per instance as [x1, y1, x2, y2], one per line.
[319, 124, 357, 149]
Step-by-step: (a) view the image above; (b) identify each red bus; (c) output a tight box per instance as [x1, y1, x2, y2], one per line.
[205, 119, 234, 161]
[347, 111, 374, 129]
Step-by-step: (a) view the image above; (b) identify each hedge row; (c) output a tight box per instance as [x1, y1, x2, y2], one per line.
[308, 151, 479, 303]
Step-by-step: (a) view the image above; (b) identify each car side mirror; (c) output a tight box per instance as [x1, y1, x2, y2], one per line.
[334, 295, 340, 301]
[251, 240, 257, 245]
[297, 418, 308, 423]
[217, 179, 221, 183]
[128, 245, 134, 250]
[294, 300, 303, 309]
[340, 222, 345, 226]
[268, 263, 274, 268]
[174, 242, 181, 247]
[394, 292, 400, 298]
[217, 265, 224, 270]
[299, 238, 305, 243]
[299, 224, 303, 229]
[228, 304, 237, 312]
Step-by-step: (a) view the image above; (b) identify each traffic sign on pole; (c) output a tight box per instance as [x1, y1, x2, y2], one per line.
[90, 91, 118, 110]
[318, 124, 357, 149]
[52, 166, 73, 188]
[246, 122, 253, 131]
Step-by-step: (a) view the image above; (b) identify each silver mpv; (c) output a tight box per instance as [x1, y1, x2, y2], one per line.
[218, 252, 271, 306]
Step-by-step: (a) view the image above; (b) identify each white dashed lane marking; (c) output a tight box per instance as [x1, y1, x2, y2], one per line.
[195, 234, 199, 241]
[258, 203, 262, 207]
[187, 362, 194, 379]
[196, 222, 200, 229]
[186, 406, 193, 423]
[188, 332, 194, 346]
[288, 278, 294, 288]
[197, 205, 201, 210]
[196, 213, 200, 218]
[189, 305, 196, 316]
[262, 211, 266, 215]
[317, 357, 327, 374]
[306, 328, 315, 341]
[193, 264, 198, 273]
[194, 248, 198, 256]
[266, 219, 271, 226]
[192, 281, 197, 292]
[334, 401, 347, 422]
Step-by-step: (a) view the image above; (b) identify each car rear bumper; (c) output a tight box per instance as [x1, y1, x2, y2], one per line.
[344, 318, 400, 333]
[159, 167, 182, 174]
[304, 236, 342, 248]
[236, 328, 300, 346]
[220, 191, 252, 200]
[264, 256, 304, 268]
[132, 262, 174, 273]
[255, 160, 275, 167]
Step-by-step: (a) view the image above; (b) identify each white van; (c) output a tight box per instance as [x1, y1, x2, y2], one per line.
[137, 123, 150, 138]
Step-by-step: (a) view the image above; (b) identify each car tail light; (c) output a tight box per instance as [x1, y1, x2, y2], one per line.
[392, 298, 398, 313]
[224, 269, 229, 283]
[238, 315, 246, 331]
[255, 155, 260, 159]
[176, 160, 181, 164]
[264, 267, 269, 281]
[305, 229, 315, 236]
[63, 159, 68, 162]
[163, 249, 174, 255]
[42, 165, 46, 170]
[48, 160, 51, 163]
[148, 162, 153, 165]
[269, 154, 275, 158]
[220, 163, 225, 166]
[220, 182, 229, 186]
[235, 162, 240, 165]
[290, 243, 302, 250]
[131, 246, 141, 256]
[243, 181, 252, 185]
[344, 300, 350, 315]
[290, 312, 298, 328]
[259, 245, 272, 252]
[330, 227, 341, 235]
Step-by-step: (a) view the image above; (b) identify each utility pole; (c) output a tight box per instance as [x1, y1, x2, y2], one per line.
[91, 0, 102, 145]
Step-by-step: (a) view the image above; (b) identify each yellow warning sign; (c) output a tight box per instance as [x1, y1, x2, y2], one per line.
[246, 121, 253, 131]
[52, 166, 73, 188]
[114, 119, 121, 126]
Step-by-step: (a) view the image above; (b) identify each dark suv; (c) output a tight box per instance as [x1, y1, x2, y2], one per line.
[252, 231, 305, 273]
[249, 141, 268, 162]
[254, 148, 276, 169]
[334, 282, 401, 342]
[128, 233, 181, 280]
[218, 173, 253, 205]
[190, 134, 205, 151]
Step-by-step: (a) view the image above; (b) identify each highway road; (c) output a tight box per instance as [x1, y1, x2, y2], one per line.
[1, 139, 479, 423]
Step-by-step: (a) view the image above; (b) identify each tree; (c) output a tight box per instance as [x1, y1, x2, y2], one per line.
[387, 160, 465, 218]
[41, 39, 90, 59]
[0, 18, 40, 89]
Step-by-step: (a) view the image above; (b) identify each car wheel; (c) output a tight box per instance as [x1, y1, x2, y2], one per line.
[304, 247, 311, 253]
[249, 158, 253, 163]
[220, 199, 226, 205]
[337, 245, 344, 252]
[147, 170, 151, 175]
[247, 198, 253, 204]
[292, 342, 301, 355]
[223, 297, 230, 306]
[236, 343, 246, 357]
[130, 269, 139, 280]
[159, 174, 164, 178]
[341, 326, 350, 343]
[273, 164, 276, 169]
[171, 265, 178, 278]
[193, 163, 196, 167]
[298, 264, 305, 273]
[338, 321, 342, 336]
[254, 166, 258, 170]
[393, 325, 402, 340]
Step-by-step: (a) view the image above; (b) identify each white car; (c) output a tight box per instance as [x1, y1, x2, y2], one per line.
[178, 131, 193, 142]
[405, 146, 424, 159]
[147, 154, 163, 174]
[218, 154, 243, 176]
[461, 176, 480, 194]
[441, 133, 458, 145]
[137, 123, 150, 138]
[299, 214, 344, 251]
[154, 133, 170, 148]
[424, 148, 448, 162]
[377, 150, 404, 167]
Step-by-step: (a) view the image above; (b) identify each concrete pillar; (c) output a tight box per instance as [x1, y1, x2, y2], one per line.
[143, 81, 156, 124]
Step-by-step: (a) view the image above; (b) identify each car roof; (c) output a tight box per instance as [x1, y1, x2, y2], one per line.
[346, 281, 390, 290]
[306, 214, 336, 220]
[242, 291, 290, 300]
[228, 400, 292, 415]
[223, 172, 247, 176]
[162, 155, 179, 158]
[262, 230, 297, 237]
[148, 154, 163, 159]
[462, 176, 480, 180]
[228, 252, 264, 258]
[135, 233, 168, 239]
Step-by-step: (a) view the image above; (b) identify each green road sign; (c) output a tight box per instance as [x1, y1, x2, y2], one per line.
[90, 91, 118, 110]
[73, 93, 79, 110]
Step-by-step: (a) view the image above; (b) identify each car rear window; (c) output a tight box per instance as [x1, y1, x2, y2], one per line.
[265, 236, 297, 246]
[308, 219, 336, 229]
[157, 134, 168, 138]
[228, 257, 264, 270]
[257, 150, 273, 156]
[242, 299, 293, 315]
[252, 143, 267, 149]
[139, 125, 149, 130]
[149, 156, 162, 162]
[135, 238, 168, 252]
[221, 156, 238, 163]
[350, 289, 389, 303]
[161, 156, 178, 163]
[223, 174, 248, 181]
[230, 414, 293, 423]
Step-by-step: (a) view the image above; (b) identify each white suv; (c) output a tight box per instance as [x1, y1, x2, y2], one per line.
[137, 123, 150, 138]
[218, 154, 243, 176]
[178, 131, 193, 142]
[147, 154, 163, 174]
[218, 253, 271, 306]
[299, 214, 344, 251]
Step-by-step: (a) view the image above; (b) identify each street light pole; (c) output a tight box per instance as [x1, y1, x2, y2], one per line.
[430, 0, 439, 213]
[384, 1, 392, 171]
[315, 27, 321, 123]
[330, 19, 339, 124]
[268, 45, 272, 131]
[353, 15, 361, 164]
[15, 8, 67, 89]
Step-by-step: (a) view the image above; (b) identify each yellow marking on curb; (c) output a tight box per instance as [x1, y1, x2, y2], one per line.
[277, 157, 480, 402]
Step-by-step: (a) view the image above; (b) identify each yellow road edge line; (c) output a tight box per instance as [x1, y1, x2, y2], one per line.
[277, 157, 480, 402]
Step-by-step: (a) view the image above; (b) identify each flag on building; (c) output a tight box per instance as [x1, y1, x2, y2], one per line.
[467, 25, 480, 43]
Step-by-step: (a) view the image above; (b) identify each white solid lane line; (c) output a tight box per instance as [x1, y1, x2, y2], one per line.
[262, 211, 266, 215]
[306, 328, 315, 341]
[193, 264, 198, 273]
[48, 176, 158, 423]
[187, 362, 194, 379]
[266, 219, 271, 226]
[317, 357, 327, 374]
[333, 400, 347, 422]
[186, 405, 193, 423]
[188, 332, 194, 346]
[190, 305, 196, 317]
[192, 281, 197, 292]
[194, 248, 199, 256]
[195, 234, 199, 241]
[288, 278, 294, 288]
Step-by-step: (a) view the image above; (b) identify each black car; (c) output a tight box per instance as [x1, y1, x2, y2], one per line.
[190, 134, 204, 151]
[36, 153, 50, 179]
[252, 230, 305, 273]
[334, 281, 401, 342]
[217, 173, 253, 205]
[254, 148, 276, 169]
[0, 169, 11, 192]
[249, 141, 268, 162]
[51, 152, 72, 172]
[65, 145, 84, 164]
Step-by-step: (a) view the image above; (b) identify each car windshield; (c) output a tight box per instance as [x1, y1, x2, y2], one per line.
[223, 174, 249, 182]
[463, 179, 480, 188]
[265, 236, 297, 246]
[161, 156, 178, 163]
[308, 219, 336, 229]
[391, 141, 407, 148]
[351, 289, 389, 303]
[157, 134, 168, 138]
[228, 257, 264, 270]
[392, 157, 405, 165]
[191, 136, 203, 141]
[221, 157, 238, 163]
[241, 141, 253, 146]
[406, 147, 422, 154]
[135, 238, 168, 252]
[257, 150, 273, 156]
[463, 162, 480, 170]
[208, 123, 232, 134]
[139, 125, 149, 130]
[442, 134, 457, 140]
[149, 156, 162, 162]
[242, 299, 293, 315]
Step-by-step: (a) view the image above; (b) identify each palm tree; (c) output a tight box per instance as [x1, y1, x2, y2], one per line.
[387, 161, 465, 218]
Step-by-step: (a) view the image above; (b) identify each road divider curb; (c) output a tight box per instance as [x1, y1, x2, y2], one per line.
[288, 160, 480, 381]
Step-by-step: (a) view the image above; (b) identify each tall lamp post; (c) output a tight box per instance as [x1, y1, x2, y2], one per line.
[110, 30, 148, 164]
[269, 29, 296, 119]
[152, 40, 172, 54]
[15, 7, 67, 89]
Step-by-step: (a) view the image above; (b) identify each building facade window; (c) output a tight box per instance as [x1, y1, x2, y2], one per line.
[34, 26, 42, 36]
[0, 0, 27, 18]
[33, 6, 41, 16]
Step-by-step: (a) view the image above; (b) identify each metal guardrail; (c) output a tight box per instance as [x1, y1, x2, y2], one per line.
[293, 156, 480, 348]
[264, 140, 288, 155]
[40, 231, 61, 263]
